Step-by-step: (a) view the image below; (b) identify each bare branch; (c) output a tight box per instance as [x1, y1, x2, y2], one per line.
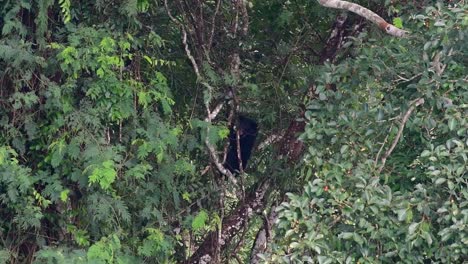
[205, 103, 237, 184]
[258, 133, 284, 151]
[236, 123, 244, 174]
[317, 0, 408, 37]
[377, 98, 424, 173]
[207, 0, 222, 52]
[239, 0, 249, 36]
[373, 126, 391, 167]
[204, 102, 224, 122]
[393, 73, 422, 85]
[164, 0, 201, 78]
[431, 49, 451, 76]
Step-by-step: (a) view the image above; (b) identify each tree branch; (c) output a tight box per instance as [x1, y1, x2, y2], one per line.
[207, 0, 222, 52]
[187, 180, 270, 263]
[258, 133, 284, 151]
[250, 207, 278, 263]
[164, 0, 201, 78]
[204, 103, 238, 184]
[377, 98, 424, 173]
[317, 0, 408, 37]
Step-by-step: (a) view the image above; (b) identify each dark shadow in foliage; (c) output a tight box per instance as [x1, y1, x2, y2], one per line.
[224, 115, 258, 174]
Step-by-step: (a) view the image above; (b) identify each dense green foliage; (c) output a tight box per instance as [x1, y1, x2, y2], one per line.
[1, 1, 196, 263]
[266, 4, 467, 262]
[0, 0, 466, 263]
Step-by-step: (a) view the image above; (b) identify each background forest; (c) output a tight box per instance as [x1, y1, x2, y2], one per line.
[0, 0, 466, 263]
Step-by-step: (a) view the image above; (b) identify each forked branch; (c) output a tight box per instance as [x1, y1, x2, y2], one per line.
[377, 98, 424, 173]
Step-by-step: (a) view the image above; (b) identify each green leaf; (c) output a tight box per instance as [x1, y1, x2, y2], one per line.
[422, 231, 433, 245]
[393, 17, 403, 29]
[396, 208, 407, 221]
[58, 0, 71, 23]
[143, 55, 153, 65]
[290, 242, 301, 249]
[340, 145, 349, 154]
[0, 250, 10, 263]
[49, 139, 66, 168]
[182, 192, 191, 202]
[60, 189, 70, 202]
[420, 150, 431, 157]
[88, 160, 117, 190]
[192, 210, 208, 231]
[218, 127, 230, 139]
[448, 118, 457, 131]
[317, 256, 333, 264]
[338, 232, 353, 239]
[408, 223, 419, 235]
[434, 178, 446, 185]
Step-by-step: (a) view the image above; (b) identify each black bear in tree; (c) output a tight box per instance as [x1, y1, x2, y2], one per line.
[224, 115, 258, 173]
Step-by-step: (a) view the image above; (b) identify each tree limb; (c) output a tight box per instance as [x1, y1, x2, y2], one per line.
[204, 103, 237, 184]
[377, 98, 424, 173]
[317, 0, 408, 37]
[319, 12, 348, 63]
[187, 180, 270, 263]
[164, 0, 201, 78]
[258, 133, 284, 151]
[250, 207, 278, 263]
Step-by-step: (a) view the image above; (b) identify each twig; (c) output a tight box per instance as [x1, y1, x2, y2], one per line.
[377, 98, 424, 173]
[393, 73, 422, 85]
[200, 165, 211, 176]
[216, 179, 226, 263]
[230, 219, 249, 258]
[222, 106, 236, 164]
[207, 0, 221, 52]
[233, 255, 243, 264]
[205, 132, 237, 184]
[373, 125, 392, 167]
[187, 180, 270, 263]
[276, 27, 304, 87]
[239, 0, 249, 36]
[431, 50, 449, 76]
[231, 89, 243, 175]
[236, 123, 244, 174]
[250, 204, 278, 263]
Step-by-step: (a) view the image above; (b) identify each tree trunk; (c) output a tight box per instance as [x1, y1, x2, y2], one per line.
[187, 180, 270, 264]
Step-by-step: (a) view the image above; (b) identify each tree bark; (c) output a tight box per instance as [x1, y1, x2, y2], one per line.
[250, 207, 278, 264]
[317, 0, 408, 37]
[187, 180, 270, 264]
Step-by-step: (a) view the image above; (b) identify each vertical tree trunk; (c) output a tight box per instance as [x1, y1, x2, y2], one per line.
[187, 181, 270, 264]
